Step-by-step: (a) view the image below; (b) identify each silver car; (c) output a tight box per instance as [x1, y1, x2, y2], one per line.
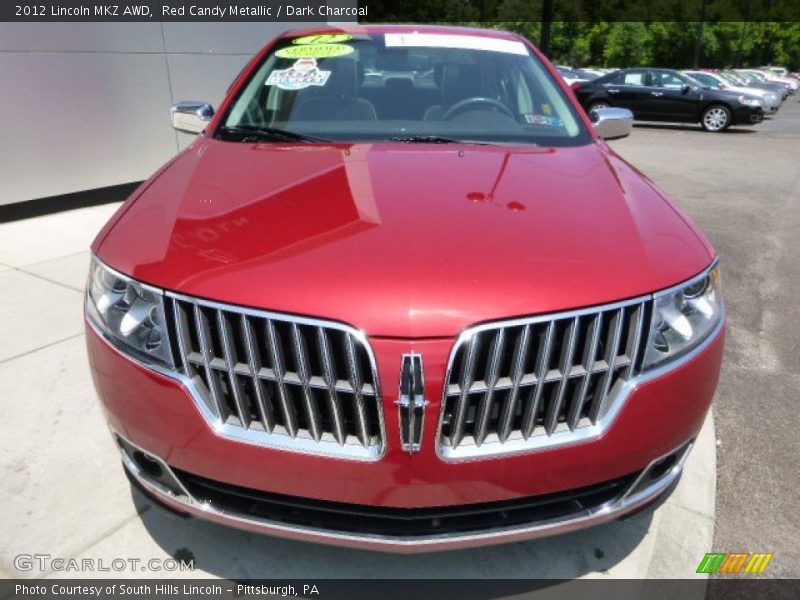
[683, 71, 780, 114]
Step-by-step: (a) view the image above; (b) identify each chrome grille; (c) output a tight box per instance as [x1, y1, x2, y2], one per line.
[438, 297, 650, 459]
[167, 293, 384, 459]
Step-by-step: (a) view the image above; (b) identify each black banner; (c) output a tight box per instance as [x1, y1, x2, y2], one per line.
[2, 1, 364, 22]
[2, 0, 800, 23]
[2, 580, 800, 600]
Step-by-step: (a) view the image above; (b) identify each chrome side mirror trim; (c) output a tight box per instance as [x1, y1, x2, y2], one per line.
[170, 102, 214, 134]
[591, 106, 634, 140]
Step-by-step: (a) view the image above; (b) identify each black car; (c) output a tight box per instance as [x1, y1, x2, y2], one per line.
[574, 68, 763, 132]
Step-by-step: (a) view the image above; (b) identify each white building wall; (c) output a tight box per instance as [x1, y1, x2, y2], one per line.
[0, 22, 323, 205]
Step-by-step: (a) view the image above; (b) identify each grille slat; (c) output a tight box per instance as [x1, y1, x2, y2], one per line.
[545, 317, 579, 435]
[344, 334, 370, 448]
[623, 303, 646, 380]
[240, 315, 275, 432]
[590, 308, 624, 423]
[474, 328, 506, 446]
[498, 324, 531, 442]
[317, 327, 346, 446]
[167, 294, 383, 459]
[567, 313, 602, 431]
[439, 297, 651, 459]
[217, 310, 250, 428]
[265, 319, 298, 438]
[521, 321, 555, 439]
[193, 304, 228, 421]
[450, 334, 480, 448]
[291, 323, 322, 442]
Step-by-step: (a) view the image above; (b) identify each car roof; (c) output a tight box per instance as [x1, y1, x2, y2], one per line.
[280, 23, 522, 42]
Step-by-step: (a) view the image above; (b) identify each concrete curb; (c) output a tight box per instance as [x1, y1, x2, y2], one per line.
[642, 411, 716, 579]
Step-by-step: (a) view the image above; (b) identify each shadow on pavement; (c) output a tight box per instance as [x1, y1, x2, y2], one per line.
[129, 483, 655, 581]
[633, 123, 758, 134]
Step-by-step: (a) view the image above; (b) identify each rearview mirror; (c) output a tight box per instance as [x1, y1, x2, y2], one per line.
[590, 107, 633, 140]
[681, 84, 692, 94]
[171, 102, 214, 134]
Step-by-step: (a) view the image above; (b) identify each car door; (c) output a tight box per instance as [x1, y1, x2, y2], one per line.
[647, 70, 702, 122]
[603, 69, 651, 117]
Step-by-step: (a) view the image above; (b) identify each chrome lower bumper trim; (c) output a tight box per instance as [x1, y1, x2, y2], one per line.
[117, 433, 692, 553]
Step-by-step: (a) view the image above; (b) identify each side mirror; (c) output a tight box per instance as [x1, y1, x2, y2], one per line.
[171, 102, 214, 134]
[590, 106, 634, 140]
[681, 84, 692, 94]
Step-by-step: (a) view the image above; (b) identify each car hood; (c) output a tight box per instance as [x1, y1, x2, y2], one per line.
[729, 86, 767, 97]
[96, 138, 713, 338]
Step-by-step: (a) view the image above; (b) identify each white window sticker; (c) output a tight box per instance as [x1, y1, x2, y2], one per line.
[523, 113, 564, 127]
[275, 44, 353, 59]
[266, 59, 331, 91]
[384, 33, 527, 56]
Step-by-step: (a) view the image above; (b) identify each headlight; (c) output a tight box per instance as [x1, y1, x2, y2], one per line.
[642, 264, 723, 370]
[86, 257, 174, 368]
[738, 95, 760, 107]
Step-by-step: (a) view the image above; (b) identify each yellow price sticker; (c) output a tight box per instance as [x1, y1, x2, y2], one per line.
[293, 34, 353, 45]
[276, 44, 354, 59]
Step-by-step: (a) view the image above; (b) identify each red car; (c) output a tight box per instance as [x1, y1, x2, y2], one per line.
[86, 25, 725, 552]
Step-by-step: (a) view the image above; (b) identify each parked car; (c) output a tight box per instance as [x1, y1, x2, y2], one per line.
[755, 69, 798, 91]
[734, 69, 797, 93]
[758, 65, 789, 77]
[556, 66, 589, 86]
[574, 68, 763, 131]
[86, 25, 725, 552]
[557, 66, 599, 85]
[683, 70, 780, 114]
[720, 70, 789, 100]
[580, 68, 613, 78]
[758, 66, 788, 77]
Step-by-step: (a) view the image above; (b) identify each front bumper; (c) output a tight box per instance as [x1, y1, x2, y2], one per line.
[732, 105, 764, 125]
[87, 314, 725, 550]
[118, 431, 692, 553]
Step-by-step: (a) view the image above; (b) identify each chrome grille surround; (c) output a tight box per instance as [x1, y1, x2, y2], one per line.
[437, 296, 652, 460]
[166, 292, 385, 461]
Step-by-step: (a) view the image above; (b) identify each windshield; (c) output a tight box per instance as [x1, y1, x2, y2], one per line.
[219, 31, 591, 146]
[681, 73, 706, 88]
[687, 72, 723, 88]
[721, 72, 746, 85]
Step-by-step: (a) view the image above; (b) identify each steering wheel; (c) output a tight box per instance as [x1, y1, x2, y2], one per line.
[442, 97, 514, 121]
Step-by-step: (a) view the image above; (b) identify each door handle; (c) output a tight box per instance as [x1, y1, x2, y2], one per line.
[651, 91, 664, 96]
[608, 89, 620, 94]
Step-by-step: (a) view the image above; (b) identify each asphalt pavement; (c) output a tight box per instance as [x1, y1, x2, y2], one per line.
[609, 97, 800, 580]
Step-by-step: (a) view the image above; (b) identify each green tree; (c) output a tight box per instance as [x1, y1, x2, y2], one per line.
[602, 22, 652, 67]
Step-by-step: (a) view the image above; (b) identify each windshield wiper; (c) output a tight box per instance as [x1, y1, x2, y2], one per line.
[390, 135, 462, 144]
[389, 135, 499, 145]
[216, 125, 331, 143]
[391, 135, 514, 146]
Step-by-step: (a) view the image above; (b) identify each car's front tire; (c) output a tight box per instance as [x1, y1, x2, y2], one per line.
[701, 104, 731, 132]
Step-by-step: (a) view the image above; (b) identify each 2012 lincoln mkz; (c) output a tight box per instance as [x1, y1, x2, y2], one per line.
[85, 25, 726, 552]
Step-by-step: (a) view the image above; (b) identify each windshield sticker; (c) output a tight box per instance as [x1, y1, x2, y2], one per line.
[292, 34, 353, 45]
[524, 114, 564, 127]
[384, 33, 527, 56]
[275, 44, 354, 59]
[266, 59, 331, 91]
